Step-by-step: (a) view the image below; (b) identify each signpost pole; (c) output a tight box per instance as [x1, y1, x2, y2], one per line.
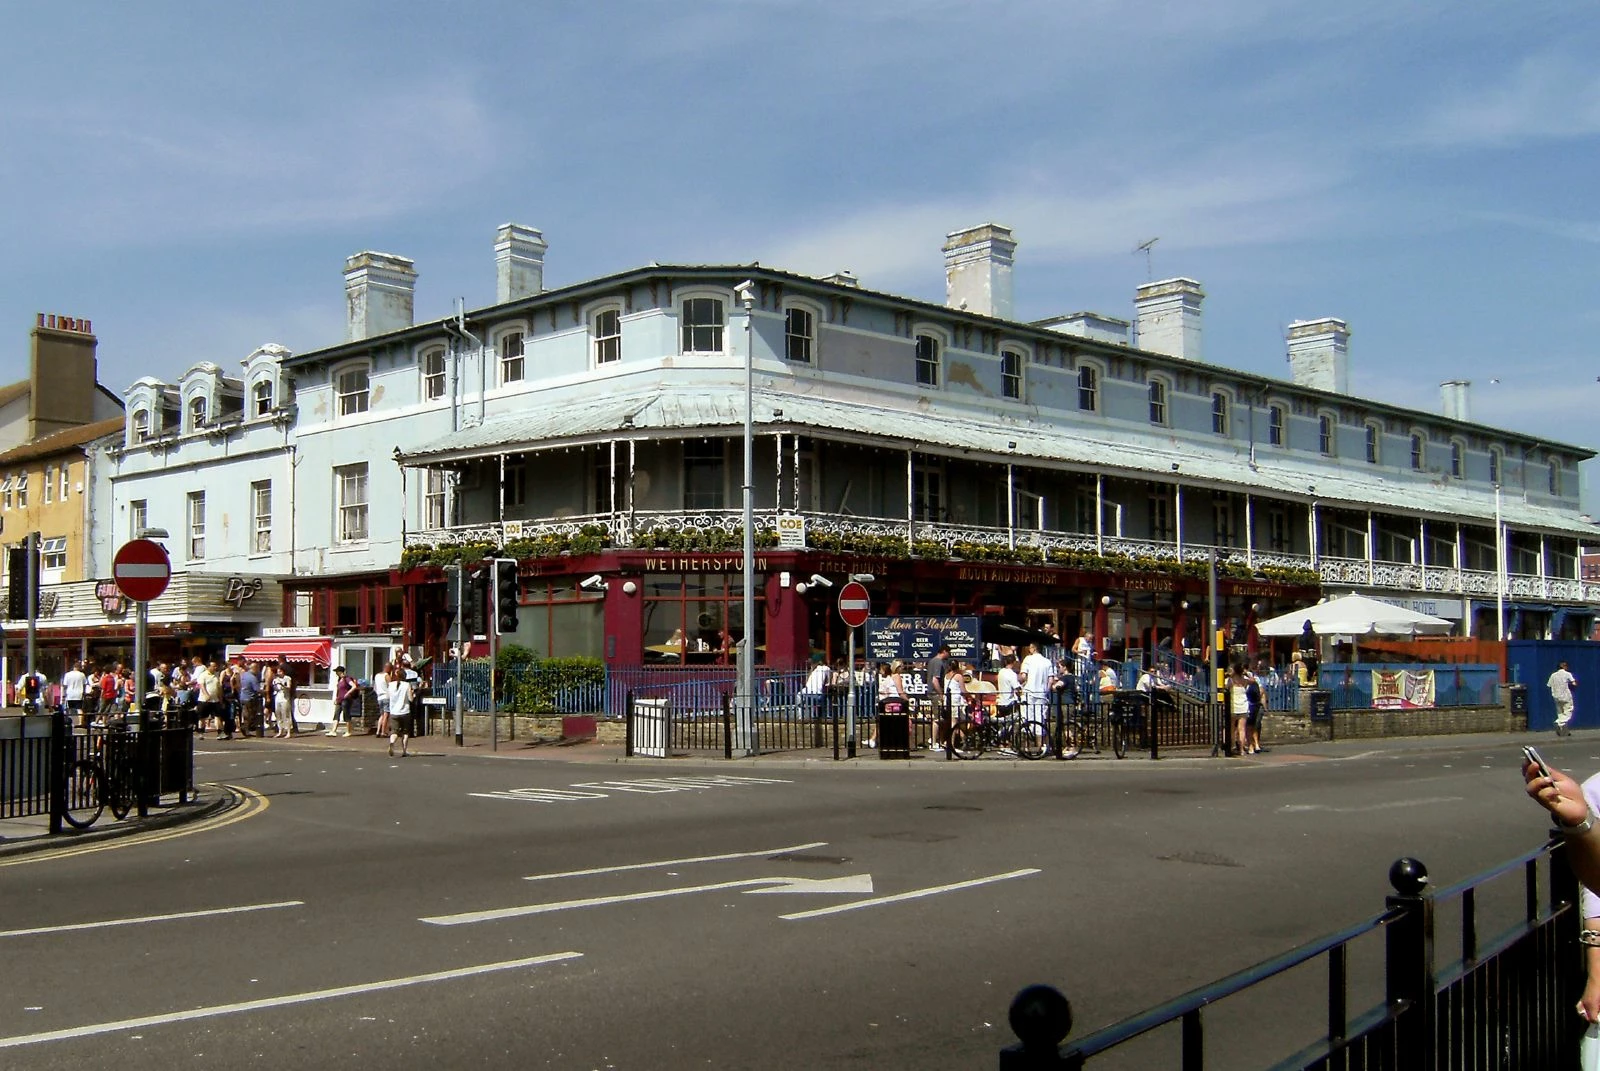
[453, 565, 464, 747]
[846, 627, 856, 759]
[133, 600, 148, 727]
[25, 531, 37, 688]
[113, 538, 172, 729]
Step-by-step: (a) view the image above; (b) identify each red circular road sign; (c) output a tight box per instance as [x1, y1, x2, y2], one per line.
[113, 538, 172, 602]
[837, 581, 871, 629]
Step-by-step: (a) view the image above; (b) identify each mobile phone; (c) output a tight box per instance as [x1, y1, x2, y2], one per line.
[1522, 745, 1552, 780]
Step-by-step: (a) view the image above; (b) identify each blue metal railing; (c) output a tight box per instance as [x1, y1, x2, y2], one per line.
[1321, 663, 1501, 710]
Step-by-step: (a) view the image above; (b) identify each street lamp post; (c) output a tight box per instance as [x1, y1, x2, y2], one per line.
[736, 280, 757, 755]
[1494, 484, 1506, 641]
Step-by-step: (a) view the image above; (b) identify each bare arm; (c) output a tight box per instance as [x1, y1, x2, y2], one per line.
[1524, 760, 1600, 891]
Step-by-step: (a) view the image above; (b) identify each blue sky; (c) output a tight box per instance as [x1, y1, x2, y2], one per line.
[3, 1, 1598, 505]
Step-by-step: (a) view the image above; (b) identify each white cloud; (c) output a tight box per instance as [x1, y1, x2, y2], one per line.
[1412, 53, 1600, 149]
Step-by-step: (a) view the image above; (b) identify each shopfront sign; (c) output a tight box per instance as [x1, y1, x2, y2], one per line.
[864, 615, 982, 662]
[638, 555, 772, 572]
[223, 576, 264, 610]
[94, 580, 129, 617]
[1367, 595, 1464, 620]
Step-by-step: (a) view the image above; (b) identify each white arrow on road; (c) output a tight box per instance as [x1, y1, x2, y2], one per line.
[420, 874, 876, 926]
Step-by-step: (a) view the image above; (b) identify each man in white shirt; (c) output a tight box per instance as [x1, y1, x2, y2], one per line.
[1549, 661, 1578, 736]
[62, 661, 87, 726]
[1019, 644, 1055, 719]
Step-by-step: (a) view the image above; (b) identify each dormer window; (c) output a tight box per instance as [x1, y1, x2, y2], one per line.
[189, 396, 208, 430]
[132, 409, 151, 444]
[252, 379, 273, 417]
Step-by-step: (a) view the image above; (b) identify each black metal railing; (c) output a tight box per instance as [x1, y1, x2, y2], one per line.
[0, 711, 195, 833]
[999, 842, 1580, 1069]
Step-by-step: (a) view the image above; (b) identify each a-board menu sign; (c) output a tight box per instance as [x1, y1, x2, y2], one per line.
[864, 616, 981, 663]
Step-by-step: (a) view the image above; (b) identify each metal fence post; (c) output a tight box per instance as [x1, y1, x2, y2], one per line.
[135, 726, 152, 819]
[723, 693, 734, 760]
[624, 689, 634, 757]
[48, 708, 67, 835]
[1384, 857, 1436, 1068]
[1148, 694, 1160, 761]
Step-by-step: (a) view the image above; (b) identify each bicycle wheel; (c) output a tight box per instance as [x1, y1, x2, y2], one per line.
[1112, 718, 1130, 759]
[62, 760, 104, 829]
[1016, 720, 1049, 760]
[106, 774, 133, 821]
[947, 722, 983, 759]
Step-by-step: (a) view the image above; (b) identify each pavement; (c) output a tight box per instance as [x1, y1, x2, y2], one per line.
[0, 721, 1567, 860]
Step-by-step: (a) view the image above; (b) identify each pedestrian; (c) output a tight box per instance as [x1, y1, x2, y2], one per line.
[1550, 660, 1578, 737]
[1245, 666, 1264, 755]
[100, 664, 121, 714]
[1097, 661, 1119, 698]
[239, 661, 262, 736]
[15, 668, 47, 713]
[1019, 643, 1054, 719]
[996, 654, 1022, 719]
[272, 662, 296, 738]
[867, 661, 905, 750]
[372, 661, 391, 737]
[799, 653, 830, 715]
[388, 667, 415, 758]
[330, 666, 354, 737]
[62, 660, 87, 727]
[1072, 630, 1094, 680]
[196, 658, 225, 738]
[1228, 661, 1253, 756]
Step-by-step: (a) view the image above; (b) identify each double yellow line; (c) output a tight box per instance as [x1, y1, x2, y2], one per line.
[0, 784, 268, 868]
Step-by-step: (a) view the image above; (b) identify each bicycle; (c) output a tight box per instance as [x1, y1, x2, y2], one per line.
[1107, 694, 1147, 760]
[61, 727, 136, 830]
[947, 704, 1050, 760]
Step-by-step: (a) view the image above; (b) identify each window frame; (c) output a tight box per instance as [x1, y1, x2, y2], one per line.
[334, 361, 371, 418]
[496, 327, 526, 384]
[130, 500, 147, 540]
[132, 409, 151, 444]
[783, 302, 818, 365]
[1488, 447, 1501, 486]
[42, 465, 53, 505]
[59, 463, 68, 501]
[1077, 363, 1101, 413]
[187, 491, 206, 561]
[40, 536, 67, 573]
[1550, 457, 1562, 496]
[1364, 422, 1381, 464]
[912, 327, 945, 388]
[1449, 439, 1464, 479]
[188, 394, 208, 431]
[335, 463, 370, 544]
[14, 473, 26, 508]
[682, 438, 727, 511]
[252, 480, 272, 554]
[421, 347, 447, 401]
[1001, 348, 1025, 401]
[424, 469, 449, 530]
[592, 306, 623, 365]
[1410, 432, 1425, 471]
[1147, 377, 1168, 426]
[679, 294, 727, 355]
[251, 378, 274, 417]
[1268, 403, 1286, 447]
[1211, 390, 1231, 436]
[912, 455, 945, 522]
[1318, 412, 1337, 457]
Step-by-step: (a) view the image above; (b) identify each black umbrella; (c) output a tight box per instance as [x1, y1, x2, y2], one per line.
[981, 617, 1058, 647]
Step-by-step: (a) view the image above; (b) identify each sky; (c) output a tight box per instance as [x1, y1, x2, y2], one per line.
[3, 1, 1598, 505]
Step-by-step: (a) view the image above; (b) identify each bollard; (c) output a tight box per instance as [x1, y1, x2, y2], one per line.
[1384, 857, 1435, 1067]
[998, 984, 1074, 1070]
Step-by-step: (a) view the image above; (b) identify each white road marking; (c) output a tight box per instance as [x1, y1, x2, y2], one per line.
[473, 773, 793, 804]
[0, 952, 582, 1049]
[1280, 796, 1463, 814]
[523, 841, 829, 882]
[779, 868, 1041, 921]
[423, 874, 874, 926]
[0, 901, 303, 940]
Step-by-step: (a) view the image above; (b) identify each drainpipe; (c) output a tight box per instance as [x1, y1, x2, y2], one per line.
[440, 299, 483, 428]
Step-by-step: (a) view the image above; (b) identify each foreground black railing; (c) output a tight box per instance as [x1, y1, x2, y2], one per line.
[0, 711, 195, 834]
[1000, 844, 1580, 1069]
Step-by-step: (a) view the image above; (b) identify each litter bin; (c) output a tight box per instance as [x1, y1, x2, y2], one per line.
[876, 698, 911, 759]
[1308, 690, 1333, 721]
[1507, 684, 1528, 715]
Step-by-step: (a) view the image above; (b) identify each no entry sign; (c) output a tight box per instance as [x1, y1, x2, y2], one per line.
[113, 538, 172, 602]
[837, 581, 870, 629]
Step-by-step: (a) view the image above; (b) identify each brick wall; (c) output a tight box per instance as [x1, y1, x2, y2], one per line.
[1265, 705, 1526, 745]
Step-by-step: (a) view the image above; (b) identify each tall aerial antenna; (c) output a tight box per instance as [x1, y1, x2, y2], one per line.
[1134, 237, 1160, 281]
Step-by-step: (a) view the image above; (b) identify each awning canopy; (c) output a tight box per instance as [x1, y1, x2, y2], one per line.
[1255, 594, 1454, 638]
[240, 639, 332, 667]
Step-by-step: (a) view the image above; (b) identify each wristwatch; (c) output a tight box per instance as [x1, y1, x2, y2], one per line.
[1556, 806, 1600, 836]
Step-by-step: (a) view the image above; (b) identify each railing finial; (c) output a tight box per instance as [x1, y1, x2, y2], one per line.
[1389, 857, 1430, 895]
[1009, 984, 1073, 1050]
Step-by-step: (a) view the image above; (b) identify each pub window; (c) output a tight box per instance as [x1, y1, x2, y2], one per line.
[1147, 379, 1167, 425]
[1364, 423, 1380, 464]
[1449, 440, 1463, 479]
[1410, 433, 1424, 470]
[1149, 492, 1173, 543]
[1489, 448, 1501, 486]
[1318, 414, 1335, 456]
[683, 439, 726, 510]
[641, 574, 763, 666]
[499, 330, 525, 384]
[593, 308, 622, 364]
[1268, 404, 1285, 447]
[1077, 365, 1099, 412]
[1211, 391, 1229, 435]
[914, 333, 940, 387]
[1001, 350, 1023, 400]
[912, 456, 944, 522]
[784, 306, 814, 364]
[422, 348, 446, 400]
[681, 297, 725, 354]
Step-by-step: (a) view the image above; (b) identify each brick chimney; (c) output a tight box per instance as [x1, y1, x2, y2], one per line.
[1286, 318, 1351, 394]
[942, 224, 1016, 319]
[495, 223, 547, 303]
[29, 313, 98, 440]
[1134, 278, 1205, 361]
[344, 252, 417, 341]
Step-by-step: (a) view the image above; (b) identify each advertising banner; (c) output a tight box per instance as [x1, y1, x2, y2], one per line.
[864, 616, 981, 663]
[1372, 669, 1436, 709]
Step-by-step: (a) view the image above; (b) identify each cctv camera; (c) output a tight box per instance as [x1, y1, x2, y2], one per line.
[733, 280, 757, 305]
[579, 574, 607, 591]
[808, 574, 833, 588]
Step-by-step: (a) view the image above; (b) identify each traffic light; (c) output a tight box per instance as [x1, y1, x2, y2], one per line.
[496, 560, 520, 634]
[468, 569, 489, 637]
[7, 546, 35, 621]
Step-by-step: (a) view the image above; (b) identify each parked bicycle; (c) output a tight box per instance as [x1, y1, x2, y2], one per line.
[1107, 693, 1147, 760]
[947, 706, 1050, 760]
[62, 728, 136, 830]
